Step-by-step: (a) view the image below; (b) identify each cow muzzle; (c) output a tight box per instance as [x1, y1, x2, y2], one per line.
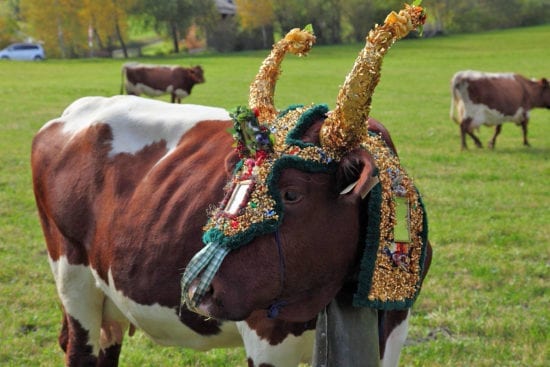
[180, 242, 230, 315]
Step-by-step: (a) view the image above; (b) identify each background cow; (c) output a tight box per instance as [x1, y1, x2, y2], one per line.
[121, 62, 205, 103]
[450, 70, 550, 149]
[31, 95, 431, 367]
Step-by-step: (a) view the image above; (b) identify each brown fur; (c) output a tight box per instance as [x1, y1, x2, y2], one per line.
[451, 71, 550, 149]
[32, 100, 431, 366]
[122, 64, 205, 103]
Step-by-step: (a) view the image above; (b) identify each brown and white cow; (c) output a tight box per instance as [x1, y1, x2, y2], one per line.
[450, 70, 550, 149]
[32, 95, 431, 367]
[121, 62, 205, 103]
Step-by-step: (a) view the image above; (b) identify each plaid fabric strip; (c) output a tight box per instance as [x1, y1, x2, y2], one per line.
[180, 242, 230, 311]
[192, 246, 231, 305]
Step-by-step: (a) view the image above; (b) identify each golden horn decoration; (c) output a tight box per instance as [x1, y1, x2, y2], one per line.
[320, 4, 426, 156]
[249, 27, 316, 123]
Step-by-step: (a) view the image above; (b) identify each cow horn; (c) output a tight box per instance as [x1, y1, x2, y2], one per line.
[249, 26, 316, 123]
[320, 3, 426, 156]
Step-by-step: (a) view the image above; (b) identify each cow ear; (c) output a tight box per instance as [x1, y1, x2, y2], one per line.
[336, 148, 378, 199]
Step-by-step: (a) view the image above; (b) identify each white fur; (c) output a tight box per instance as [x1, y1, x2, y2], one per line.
[94, 267, 241, 350]
[125, 82, 190, 100]
[41, 95, 230, 157]
[457, 70, 515, 81]
[453, 78, 526, 129]
[48, 256, 105, 355]
[124, 62, 181, 70]
[125, 82, 169, 97]
[48, 255, 315, 364]
[173, 89, 190, 99]
[237, 322, 315, 366]
[49, 256, 240, 354]
[381, 310, 410, 367]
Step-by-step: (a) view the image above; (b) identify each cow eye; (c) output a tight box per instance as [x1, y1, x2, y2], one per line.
[283, 190, 300, 202]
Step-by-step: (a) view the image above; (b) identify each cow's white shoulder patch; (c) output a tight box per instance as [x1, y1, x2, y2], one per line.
[42, 95, 230, 157]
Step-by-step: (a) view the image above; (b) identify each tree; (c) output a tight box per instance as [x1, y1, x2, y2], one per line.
[0, 1, 20, 47]
[422, 0, 550, 34]
[137, 0, 215, 53]
[21, 0, 85, 58]
[310, 0, 342, 44]
[81, 0, 137, 57]
[273, 0, 342, 45]
[342, 0, 375, 42]
[518, 0, 550, 26]
[20, 0, 136, 58]
[235, 0, 274, 48]
[14, 0, 550, 57]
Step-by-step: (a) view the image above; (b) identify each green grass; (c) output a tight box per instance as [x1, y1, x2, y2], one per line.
[1, 24, 549, 366]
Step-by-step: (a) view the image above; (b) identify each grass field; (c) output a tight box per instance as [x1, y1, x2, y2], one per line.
[1, 24, 549, 366]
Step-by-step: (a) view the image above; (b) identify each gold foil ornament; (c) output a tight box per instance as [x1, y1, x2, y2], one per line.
[320, 4, 426, 156]
[249, 27, 316, 123]
[202, 3, 428, 308]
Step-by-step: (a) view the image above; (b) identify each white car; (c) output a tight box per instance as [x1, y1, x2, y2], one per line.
[0, 43, 45, 61]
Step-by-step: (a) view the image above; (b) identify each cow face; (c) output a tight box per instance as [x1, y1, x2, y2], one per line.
[190, 66, 205, 84]
[183, 106, 378, 322]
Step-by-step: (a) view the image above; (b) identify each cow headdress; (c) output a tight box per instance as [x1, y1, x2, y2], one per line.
[182, 3, 428, 313]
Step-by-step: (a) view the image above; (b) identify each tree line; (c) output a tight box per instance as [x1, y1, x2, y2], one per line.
[1, 0, 548, 58]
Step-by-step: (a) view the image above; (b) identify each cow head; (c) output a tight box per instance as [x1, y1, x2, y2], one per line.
[181, 4, 427, 322]
[190, 65, 205, 84]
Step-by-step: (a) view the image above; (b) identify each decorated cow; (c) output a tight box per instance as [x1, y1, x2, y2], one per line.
[31, 4, 430, 367]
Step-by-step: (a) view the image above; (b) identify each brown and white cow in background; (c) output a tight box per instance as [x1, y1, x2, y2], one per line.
[450, 70, 550, 149]
[121, 62, 205, 103]
[31, 95, 431, 367]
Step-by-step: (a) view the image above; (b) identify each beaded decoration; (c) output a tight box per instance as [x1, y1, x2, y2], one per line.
[203, 104, 336, 249]
[181, 3, 428, 312]
[352, 132, 428, 309]
[198, 103, 428, 310]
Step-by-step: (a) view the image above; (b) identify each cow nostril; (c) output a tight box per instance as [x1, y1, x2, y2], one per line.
[202, 284, 214, 299]
[188, 279, 214, 305]
[202, 284, 223, 309]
